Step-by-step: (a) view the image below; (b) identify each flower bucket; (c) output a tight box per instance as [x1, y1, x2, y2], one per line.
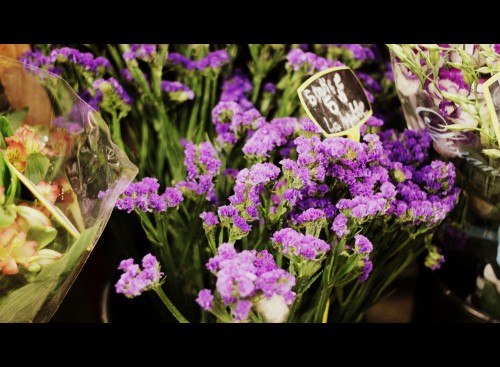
[0, 55, 137, 322]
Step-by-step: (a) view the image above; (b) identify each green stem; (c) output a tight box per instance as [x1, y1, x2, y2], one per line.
[111, 112, 125, 151]
[152, 286, 189, 323]
[251, 75, 262, 104]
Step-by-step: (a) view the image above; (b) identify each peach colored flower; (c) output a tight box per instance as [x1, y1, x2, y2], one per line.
[5, 141, 27, 173]
[36, 181, 61, 204]
[5, 125, 45, 156]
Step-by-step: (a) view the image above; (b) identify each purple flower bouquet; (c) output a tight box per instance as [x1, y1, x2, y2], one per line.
[388, 44, 500, 225]
[22, 44, 460, 322]
[0, 55, 137, 322]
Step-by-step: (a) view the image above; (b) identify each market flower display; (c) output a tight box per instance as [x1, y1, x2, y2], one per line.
[20, 44, 459, 323]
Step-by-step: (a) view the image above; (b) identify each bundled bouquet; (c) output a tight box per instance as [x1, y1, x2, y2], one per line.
[388, 44, 500, 223]
[0, 55, 137, 322]
[388, 44, 500, 320]
[22, 44, 459, 322]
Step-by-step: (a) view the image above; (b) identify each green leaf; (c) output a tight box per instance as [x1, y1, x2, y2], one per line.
[0, 205, 16, 227]
[0, 223, 100, 322]
[24, 153, 51, 184]
[5, 107, 28, 131]
[335, 254, 361, 282]
[0, 153, 6, 187]
[0, 116, 13, 138]
[27, 226, 58, 249]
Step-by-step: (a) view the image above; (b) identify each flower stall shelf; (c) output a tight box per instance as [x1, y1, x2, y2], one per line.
[0, 55, 137, 322]
[21, 44, 460, 323]
[388, 44, 500, 321]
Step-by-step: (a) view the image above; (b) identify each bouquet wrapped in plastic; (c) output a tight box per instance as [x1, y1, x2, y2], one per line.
[388, 44, 500, 319]
[388, 44, 500, 224]
[0, 55, 137, 322]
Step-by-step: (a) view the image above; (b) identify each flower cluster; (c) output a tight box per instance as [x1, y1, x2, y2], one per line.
[45, 44, 459, 323]
[168, 49, 231, 71]
[110, 177, 183, 213]
[197, 243, 296, 322]
[176, 140, 221, 203]
[271, 227, 330, 261]
[21, 47, 110, 75]
[115, 253, 164, 298]
[286, 48, 340, 74]
[123, 44, 157, 62]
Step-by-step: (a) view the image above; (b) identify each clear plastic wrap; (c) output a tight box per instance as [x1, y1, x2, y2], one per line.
[390, 50, 500, 225]
[0, 55, 138, 322]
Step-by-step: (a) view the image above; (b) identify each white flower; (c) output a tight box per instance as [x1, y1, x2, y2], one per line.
[393, 63, 420, 97]
[255, 294, 290, 323]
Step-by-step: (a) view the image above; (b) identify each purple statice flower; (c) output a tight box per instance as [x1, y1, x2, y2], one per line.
[233, 300, 253, 321]
[245, 205, 259, 220]
[385, 61, 394, 82]
[230, 108, 265, 136]
[354, 234, 373, 254]
[115, 178, 183, 213]
[413, 160, 455, 195]
[218, 205, 238, 219]
[78, 88, 103, 111]
[20, 49, 58, 76]
[298, 117, 323, 134]
[286, 48, 334, 74]
[254, 250, 278, 276]
[228, 165, 275, 207]
[359, 259, 373, 283]
[200, 244, 296, 322]
[93, 77, 133, 105]
[425, 245, 446, 271]
[337, 194, 389, 220]
[200, 211, 219, 227]
[196, 50, 231, 70]
[263, 82, 276, 94]
[161, 80, 194, 100]
[196, 289, 214, 311]
[211, 101, 242, 145]
[295, 197, 337, 219]
[247, 163, 280, 186]
[164, 187, 184, 207]
[220, 69, 253, 110]
[167, 52, 197, 70]
[115, 253, 164, 298]
[340, 44, 376, 62]
[255, 269, 296, 304]
[356, 72, 382, 93]
[282, 188, 302, 206]
[332, 214, 349, 237]
[120, 68, 134, 81]
[243, 117, 297, 158]
[378, 129, 432, 165]
[233, 215, 252, 233]
[48, 47, 110, 73]
[223, 168, 240, 180]
[292, 208, 326, 225]
[271, 228, 330, 261]
[176, 140, 221, 202]
[128, 44, 157, 62]
[242, 123, 284, 158]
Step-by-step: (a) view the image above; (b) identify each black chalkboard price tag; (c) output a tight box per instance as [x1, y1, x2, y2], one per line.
[297, 67, 373, 141]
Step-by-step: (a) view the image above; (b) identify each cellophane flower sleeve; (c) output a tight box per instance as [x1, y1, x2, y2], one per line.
[0, 55, 138, 322]
[389, 45, 500, 224]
